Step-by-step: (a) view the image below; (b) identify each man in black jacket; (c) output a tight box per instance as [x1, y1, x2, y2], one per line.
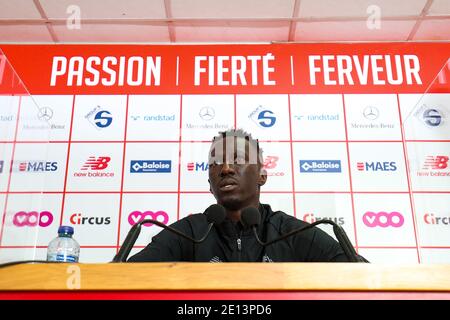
[128, 129, 364, 262]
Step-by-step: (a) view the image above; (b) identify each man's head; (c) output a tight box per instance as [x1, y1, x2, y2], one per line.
[208, 129, 267, 212]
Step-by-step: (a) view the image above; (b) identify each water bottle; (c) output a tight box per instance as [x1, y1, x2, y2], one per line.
[47, 226, 80, 262]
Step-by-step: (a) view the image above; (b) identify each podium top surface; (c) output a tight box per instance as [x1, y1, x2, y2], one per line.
[1, 263, 450, 292]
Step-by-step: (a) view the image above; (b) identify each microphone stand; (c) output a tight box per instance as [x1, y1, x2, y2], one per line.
[251, 219, 367, 263]
[112, 219, 214, 263]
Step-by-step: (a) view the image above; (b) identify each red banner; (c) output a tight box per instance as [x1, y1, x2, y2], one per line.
[0, 43, 449, 95]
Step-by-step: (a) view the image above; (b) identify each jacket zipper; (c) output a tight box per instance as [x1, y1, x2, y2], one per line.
[237, 231, 243, 261]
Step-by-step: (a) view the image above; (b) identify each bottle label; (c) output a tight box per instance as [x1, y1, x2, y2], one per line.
[55, 254, 78, 262]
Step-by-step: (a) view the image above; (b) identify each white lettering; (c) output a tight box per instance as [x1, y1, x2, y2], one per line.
[194, 56, 207, 86]
[50, 56, 67, 86]
[262, 53, 276, 85]
[217, 56, 229, 85]
[231, 56, 247, 85]
[404, 55, 422, 85]
[309, 55, 321, 85]
[50, 55, 161, 87]
[85, 56, 101, 86]
[309, 54, 422, 86]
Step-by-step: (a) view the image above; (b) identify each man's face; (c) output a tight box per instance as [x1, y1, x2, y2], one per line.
[208, 136, 267, 210]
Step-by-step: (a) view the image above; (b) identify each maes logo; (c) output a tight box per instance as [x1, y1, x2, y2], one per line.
[249, 106, 276, 128]
[187, 162, 208, 172]
[357, 162, 397, 171]
[131, 160, 171, 173]
[85, 106, 113, 129]
[300, 160, 341, 173]
[16, 161, 58, 172]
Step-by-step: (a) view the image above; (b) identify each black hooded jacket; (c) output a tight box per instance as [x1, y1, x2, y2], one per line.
[128, 204, 354, 262]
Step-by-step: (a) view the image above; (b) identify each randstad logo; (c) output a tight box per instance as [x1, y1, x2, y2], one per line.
[294, 114, 339, 121]
[363, 211, 404, 228]
[303, 213, 345, 226]
[128, 211, 169, 227]
[130, 160, 171, 173]
[249, 106, 276, 128]
[357, 162, 397, 171]
[424, 213, 450, 225]
[70, 213, 111, 225]
[187, 162, 208, 172]
[85, 106, 113, 129]
[130, 114, 175, 121]
[300, 160, 341, 173]
[13, 211, 53, 227]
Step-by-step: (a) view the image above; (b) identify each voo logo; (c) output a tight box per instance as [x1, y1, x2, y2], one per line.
[128, 211, 169, 227]
[13, 211, 54, 227]
[363, 211, 404, 228]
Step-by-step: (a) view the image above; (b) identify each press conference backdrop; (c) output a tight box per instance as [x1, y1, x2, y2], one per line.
[0, 43, 449, 264]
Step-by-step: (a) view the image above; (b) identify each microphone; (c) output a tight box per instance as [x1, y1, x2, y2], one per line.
[241, 207, 367, 263]
[112, 204, 226, 262]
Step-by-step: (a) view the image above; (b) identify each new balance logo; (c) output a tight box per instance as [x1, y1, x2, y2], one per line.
[81, 156, 111, 171]
[422, 156, 449, 170]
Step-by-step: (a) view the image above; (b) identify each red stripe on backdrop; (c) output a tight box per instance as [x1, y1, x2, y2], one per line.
[1, 290, 449, 300]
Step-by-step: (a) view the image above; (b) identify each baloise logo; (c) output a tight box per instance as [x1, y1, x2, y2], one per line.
[128, 211, 169, 227]
[13, 211, 53, 227]
[249, 106, 276, 128]
[363, 211, 404, 228]
[131, 160, 171, 173]
[85, 106, 113, 129]
[300, 160, 341, 173]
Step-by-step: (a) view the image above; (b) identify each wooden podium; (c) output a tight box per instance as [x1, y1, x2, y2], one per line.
[1, 263, 450, 299]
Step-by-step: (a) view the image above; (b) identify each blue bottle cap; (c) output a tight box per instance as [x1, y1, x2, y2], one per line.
[58, 225, 74, 235]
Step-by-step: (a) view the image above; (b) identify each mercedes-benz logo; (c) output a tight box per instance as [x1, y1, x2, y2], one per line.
[37, 107, 53, 121]
[363, 106, 379, 120]
[199, 106, 215, 121]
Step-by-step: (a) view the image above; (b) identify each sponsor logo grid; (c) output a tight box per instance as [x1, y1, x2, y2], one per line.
[0, 93, 449, 263]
